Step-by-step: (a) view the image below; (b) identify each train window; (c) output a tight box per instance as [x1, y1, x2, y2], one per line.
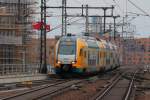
[99, 52, 102, 57]
[58, 41, 76, 55]
[97, 52, 99, 65]
[88, 50, 97, 66]
[103, 52, 106, 57]
[102, 52, 105, 57]
[84, 51, 86, 58]
[110, 53, 112, 57]
[80, 49, 83, 56]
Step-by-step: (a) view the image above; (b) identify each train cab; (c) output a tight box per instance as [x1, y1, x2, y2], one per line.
[55, 36, 77, 73]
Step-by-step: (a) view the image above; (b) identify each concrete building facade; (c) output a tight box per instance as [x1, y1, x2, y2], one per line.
[123, 38, 150, 65]
[0, 0, 36, 75]
[28, 38, 57, 66]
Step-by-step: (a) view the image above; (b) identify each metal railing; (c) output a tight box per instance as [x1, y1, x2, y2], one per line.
[0, 64, 40, 76]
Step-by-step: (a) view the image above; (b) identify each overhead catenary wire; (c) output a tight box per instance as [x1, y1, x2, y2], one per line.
[102, 0, 120, 16]
[113, 0, 124, 16]
[50, 17, 84, 32]
[48, 17, 75, 31]
[128, 12, 146, 16]
[128, 0, 150, 17]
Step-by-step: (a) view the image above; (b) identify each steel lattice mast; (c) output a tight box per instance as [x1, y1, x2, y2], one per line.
[40, 0, 47, 73]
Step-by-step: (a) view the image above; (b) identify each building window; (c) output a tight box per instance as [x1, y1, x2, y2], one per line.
[1, 46, 14, 64]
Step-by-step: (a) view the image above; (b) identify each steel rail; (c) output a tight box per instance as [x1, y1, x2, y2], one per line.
[123, 70, 138, 100]
[92, 73, 124, 100]
[32, 80, 82, 100]
[1, 80, 71, 100]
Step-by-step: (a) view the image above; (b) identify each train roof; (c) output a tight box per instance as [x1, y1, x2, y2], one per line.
[59, 35, 117, 50]
[60, 35, 77, 41]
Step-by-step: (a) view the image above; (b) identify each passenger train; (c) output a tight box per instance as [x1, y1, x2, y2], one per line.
[54, 34, 120, 75]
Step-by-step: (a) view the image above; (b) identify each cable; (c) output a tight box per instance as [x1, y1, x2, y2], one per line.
[113, 0, 124, 15]
[67, 17, 84, 25]
[128, 12, 149, 16]
[102, 0, 120, 17]
[50, 17, 84, 32]
[128, 0, 150, 17]
[127, 16, 137, 22]
[50, 17, 75, 30]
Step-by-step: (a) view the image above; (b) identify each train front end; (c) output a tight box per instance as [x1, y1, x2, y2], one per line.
[54, 36, 77, 74]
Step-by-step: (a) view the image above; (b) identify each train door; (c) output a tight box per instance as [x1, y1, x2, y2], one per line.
[112, 51, 115, 68]
[103, 50, 106, 69]
[96, 50, 99, 70]
[81, 48, 88, 68]
[99, 50, 103, 68]
[114, 52, 118, 68]
[110, 52, 114, 68]
[87, 49, 98, 72]
[116, 54, 120, 67]
[106, 50, 110, 70]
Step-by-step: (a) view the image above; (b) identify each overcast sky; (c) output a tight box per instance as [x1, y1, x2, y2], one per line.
[38, 0, 150, 38]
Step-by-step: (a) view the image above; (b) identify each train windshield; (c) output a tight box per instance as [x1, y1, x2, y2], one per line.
[58, 41, 76, 55]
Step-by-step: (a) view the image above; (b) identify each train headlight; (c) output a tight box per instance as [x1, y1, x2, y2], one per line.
[57, 61, 61, 64]
[71, 61, 75, 64]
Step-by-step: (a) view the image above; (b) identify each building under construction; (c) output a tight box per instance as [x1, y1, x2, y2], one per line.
[0, 0, 38, 75]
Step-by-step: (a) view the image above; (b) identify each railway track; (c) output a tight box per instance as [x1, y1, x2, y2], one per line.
[33, 80, 83, 100]
[124, 71, 138, 100]
[0, 78, 65, 91]
[1, 71, 119, 100]
[0, 67, 138, 100]
[1, 79, 82, 100]
[92, 70, 138, 100]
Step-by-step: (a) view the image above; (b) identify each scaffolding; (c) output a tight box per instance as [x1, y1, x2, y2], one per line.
[0, 0, 39, 75]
